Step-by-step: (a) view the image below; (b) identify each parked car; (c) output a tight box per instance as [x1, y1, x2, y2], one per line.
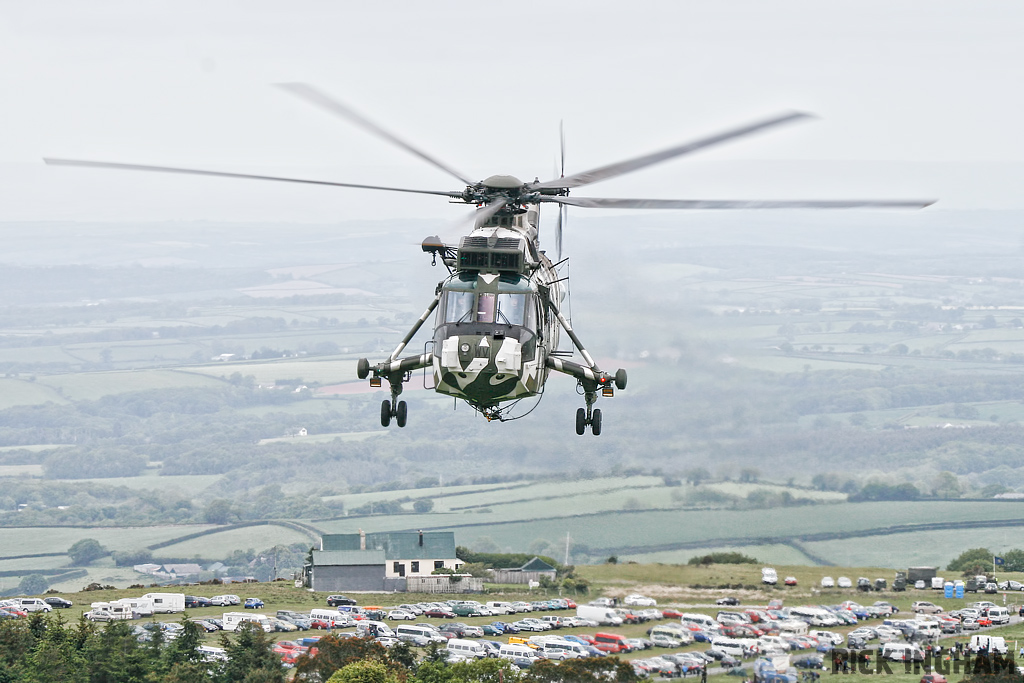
[387, 609, 416, 621]
[327, 595, 357, 607]
[624, 594, 657, 607]
[716, 597, 740, 606]
[912, 602, 943, 614]
[821, 577, 835, 588]
[837, 577, 852, 588]
[784, 577, 798, 586]
[244, 598, 265, 609]
[43, 597, 73, 609]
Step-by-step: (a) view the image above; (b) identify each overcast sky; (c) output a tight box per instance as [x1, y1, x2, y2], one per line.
[2, 1, 1023, 222]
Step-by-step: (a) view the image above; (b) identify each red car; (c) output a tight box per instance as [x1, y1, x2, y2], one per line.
[309, 619, 332, 630]
[662, 609, 683, 618]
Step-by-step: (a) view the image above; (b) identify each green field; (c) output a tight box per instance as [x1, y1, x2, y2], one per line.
[184, 358, 358, 385]
[153, 525, 316, 559]
[36, 370, 226, 401]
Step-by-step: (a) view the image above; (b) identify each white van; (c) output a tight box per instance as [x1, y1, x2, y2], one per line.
[115, 597, 154, 617]
[223, 612, 272, 633]
[881, 643, 924, 662]
[762, 568, 778, 585]
[712, 637, 754, 658]
[141, 593, 185, 614]
[487, 601, 515, 615]
[499, 643, 538, 660]
[447, 638, 486, 659]
[681, 613, 718, 630]
[970, 635, 1008, 654]
[576, 605, 623, 626]
[356, 621, 395, 638]
[14, 598, 51, 613]
[987, 607, 1010, 625]
[537, 640, 588, 660]
[913, 621, 941, 639]
[395, 625, 447, 644]
[310, 608, 354, 627]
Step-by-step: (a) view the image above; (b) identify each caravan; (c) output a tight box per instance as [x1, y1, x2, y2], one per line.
[223, 612, 272, 633]
[115, 597, 154, 617]
[85, 602, 132, 622]
[141, 593, 185, 614]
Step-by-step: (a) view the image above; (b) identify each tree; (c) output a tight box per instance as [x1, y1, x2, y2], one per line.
[947, 547, 994, 574]
[294, 634, 393, 682]
[326, 660, 398, 683]
[220, 622, 284, 683]
[67, 538, 107, 566]
[18, 574, 49, 596]
[204, 499, 234, 525]
[932, 471, 962, 499]
[412, 499, 434, 513]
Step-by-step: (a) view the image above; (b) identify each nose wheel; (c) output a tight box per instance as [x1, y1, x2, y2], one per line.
[575, 403, 602, 436]
[380, 399, 408, 428]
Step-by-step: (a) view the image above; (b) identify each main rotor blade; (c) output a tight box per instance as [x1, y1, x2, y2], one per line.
[44, 158, 463, 198]
[534, 111, 813, 190]
[541, 196, 936, 210]
[276, 82, 474, 186]
[473, 198, 510, 227]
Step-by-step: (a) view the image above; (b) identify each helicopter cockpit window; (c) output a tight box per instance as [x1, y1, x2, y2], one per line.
[496, 293, 526, 326]
[443, 291, 474, 323]
[476, 293, 496, 323]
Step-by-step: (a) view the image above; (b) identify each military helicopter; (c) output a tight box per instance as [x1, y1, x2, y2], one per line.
[45, 84, 934, 434]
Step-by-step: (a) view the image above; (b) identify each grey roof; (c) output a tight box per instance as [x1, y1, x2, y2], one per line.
[520, 557, 556, 572]
[312, 549, 386, 567]
[162, 563, 202, 575]
[321, 532, 456, 560]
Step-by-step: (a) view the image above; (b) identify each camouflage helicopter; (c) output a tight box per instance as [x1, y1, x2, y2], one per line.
[46, 84, 933, 434]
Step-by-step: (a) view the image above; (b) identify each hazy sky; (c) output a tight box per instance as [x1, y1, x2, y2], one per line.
[2, 1, 1023, 222]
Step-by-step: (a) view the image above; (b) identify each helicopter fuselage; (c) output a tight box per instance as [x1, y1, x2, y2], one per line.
[431, 215, 563, 409]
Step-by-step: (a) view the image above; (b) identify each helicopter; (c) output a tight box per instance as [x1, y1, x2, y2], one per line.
[45, 84, 934, 434]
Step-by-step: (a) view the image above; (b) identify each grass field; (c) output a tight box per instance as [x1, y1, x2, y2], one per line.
[184, 359, 358, 385]
[0, 525, 217, 559]
[153, 525, 315, 559]
[36, 370, 226, 401]
[0, 377, 68, 408]
[616, 544, 818, 566]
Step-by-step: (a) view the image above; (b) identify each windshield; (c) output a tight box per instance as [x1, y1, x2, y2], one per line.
[444, 291, 474, 323]
[496, 293, 526, 325]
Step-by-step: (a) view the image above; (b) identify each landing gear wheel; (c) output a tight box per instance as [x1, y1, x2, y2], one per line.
[357, 358, 370, 380]
[381, 400, 392, 427]
[615, 368, 628, 390]
[591, 408, 602, 436]
[396, 401, 408, 428]
[575, 408, 587, 435]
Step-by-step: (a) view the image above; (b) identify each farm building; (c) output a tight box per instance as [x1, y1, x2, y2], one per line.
[306, 529, 465, 592]
[488, 556, 557, 584]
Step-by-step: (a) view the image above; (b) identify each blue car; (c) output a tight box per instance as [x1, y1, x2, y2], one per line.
[244, 598, 265, 609]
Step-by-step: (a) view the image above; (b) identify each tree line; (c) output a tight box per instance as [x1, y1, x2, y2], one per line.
[0, 615, 637, 683]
